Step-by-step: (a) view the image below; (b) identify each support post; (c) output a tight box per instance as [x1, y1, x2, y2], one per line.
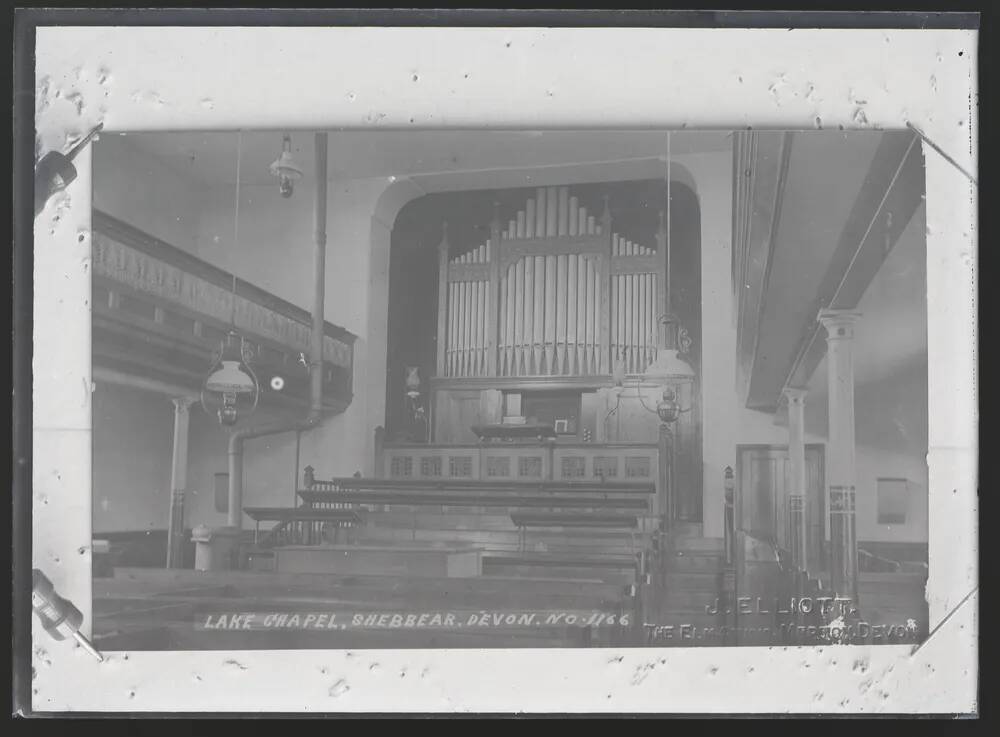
[166, 396, 196, 568]
[783, 387, 809, 578]
[658, 422, 674, 527]
[373, 427, 385, 478]
[723, 465, 735, 566]
[818, 310, 861, 608]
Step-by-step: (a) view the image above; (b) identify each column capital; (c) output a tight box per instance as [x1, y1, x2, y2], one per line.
[782, 386, 808, 405]
[172, 396, 198, 412]
[818, 310, 862, 340]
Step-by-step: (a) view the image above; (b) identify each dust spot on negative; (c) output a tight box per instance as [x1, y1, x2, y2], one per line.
[65, 92, 85, 116]
[223, 659, 248, 671]
[328, 679, 350, 697]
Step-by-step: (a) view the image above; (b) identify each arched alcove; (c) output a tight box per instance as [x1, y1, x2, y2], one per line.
[383, 177, 702, 484]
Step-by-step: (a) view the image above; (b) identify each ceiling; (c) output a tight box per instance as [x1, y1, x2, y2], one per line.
[743, 132, 883, 406]
[738, 129, 925, 412]
[808, 200, 927, 394]
[100, 129, 732, 187]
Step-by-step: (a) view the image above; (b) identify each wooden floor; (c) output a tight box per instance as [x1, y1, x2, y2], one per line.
[93, 567, 637, 650]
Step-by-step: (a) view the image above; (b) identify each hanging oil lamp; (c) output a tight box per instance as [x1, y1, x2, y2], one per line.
[201, 330, 260, 426]
[269, 133, 304, 198]
[201, 130, 261, 426]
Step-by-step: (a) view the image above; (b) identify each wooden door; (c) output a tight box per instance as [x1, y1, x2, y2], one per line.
[736, 445, 824, 562]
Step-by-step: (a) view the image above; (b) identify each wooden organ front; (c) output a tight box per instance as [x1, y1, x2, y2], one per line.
[391, 182, 701, 521]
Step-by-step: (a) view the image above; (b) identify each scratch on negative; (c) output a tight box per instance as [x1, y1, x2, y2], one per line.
[909, 585, 977, 656]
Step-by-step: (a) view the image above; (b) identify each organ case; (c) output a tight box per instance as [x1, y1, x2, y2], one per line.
[436, 186, 670, 383]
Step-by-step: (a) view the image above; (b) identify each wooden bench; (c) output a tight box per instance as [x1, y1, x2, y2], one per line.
[299, 489, 650, 512]
[510, 511, 639, 528]
[312, 477, 656, 496]
[510, 511, 640, 552]
[243, 506, 363, 546]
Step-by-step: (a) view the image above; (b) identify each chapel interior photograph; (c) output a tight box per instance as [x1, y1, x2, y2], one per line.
[88, 128, 930, 649]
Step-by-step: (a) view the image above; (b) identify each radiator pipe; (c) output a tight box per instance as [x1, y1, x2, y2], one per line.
[226, 131, 329, 528]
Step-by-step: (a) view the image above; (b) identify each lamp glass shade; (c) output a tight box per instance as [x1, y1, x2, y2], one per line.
[269, 151, 304, 180]
[404, 366, 421, 391]
[205, 360, 256, 395]
[643, 348, 695, 382]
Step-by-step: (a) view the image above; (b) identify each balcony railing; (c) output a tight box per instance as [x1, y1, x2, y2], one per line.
[91, 210, 355, 411]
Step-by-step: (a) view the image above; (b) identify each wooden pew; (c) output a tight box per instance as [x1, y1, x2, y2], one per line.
[243, 506, 362, 547]
[310, 476, 656, 496]
[509, 510, 639, 550]
[299, 487, 651, 511]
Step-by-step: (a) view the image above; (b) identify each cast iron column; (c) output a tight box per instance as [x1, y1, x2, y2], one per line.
[783, 387, 809, 577]
[818, 310, 861, 609]
[166, 396, 197, 568]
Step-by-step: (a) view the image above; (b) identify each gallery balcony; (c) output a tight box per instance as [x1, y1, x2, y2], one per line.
[91, 209, 356, 416]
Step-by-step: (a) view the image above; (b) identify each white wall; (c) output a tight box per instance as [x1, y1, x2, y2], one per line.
[806, 359, 929, 545]
[685, 151, 815, 537]
[91, 383, 175, 533]
[92, 136, 208, 251]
